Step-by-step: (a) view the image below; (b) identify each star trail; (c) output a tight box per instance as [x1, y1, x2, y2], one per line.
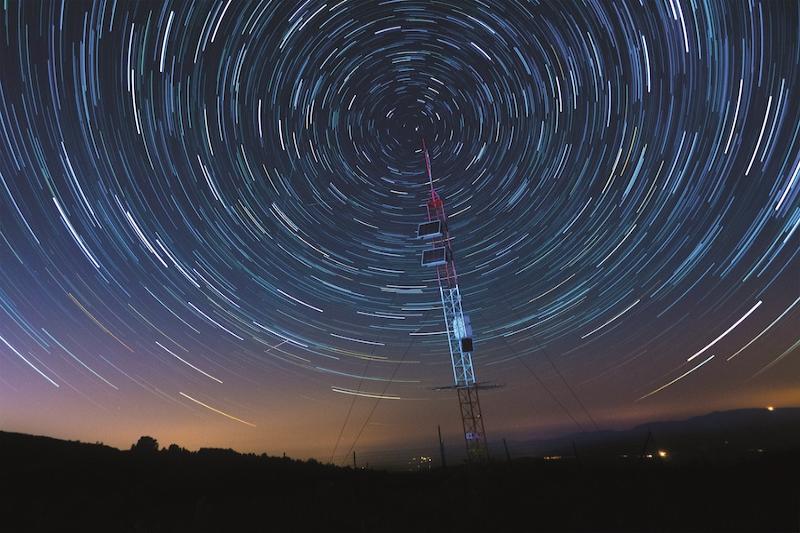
[0, 0, 798, 459]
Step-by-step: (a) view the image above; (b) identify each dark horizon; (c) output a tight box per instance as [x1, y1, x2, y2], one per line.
[6, 424, 798, 532]
[5, 404, 795, 466]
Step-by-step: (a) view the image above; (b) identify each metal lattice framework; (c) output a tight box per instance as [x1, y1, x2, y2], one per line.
[419, 140, 488, 462]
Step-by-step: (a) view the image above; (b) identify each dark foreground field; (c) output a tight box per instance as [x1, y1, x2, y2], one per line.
[2, 430, 799, 532]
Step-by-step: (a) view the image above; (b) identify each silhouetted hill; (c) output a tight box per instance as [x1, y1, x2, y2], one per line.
[3, 409, 800, 532]
[515, 407, 800, 461]
[0, 430, 122, 456]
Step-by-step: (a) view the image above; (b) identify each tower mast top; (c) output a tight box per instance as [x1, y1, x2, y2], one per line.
[422, 138, 435, 197]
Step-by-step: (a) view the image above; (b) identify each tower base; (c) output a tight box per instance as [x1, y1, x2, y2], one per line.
[457, 384, 489, 462]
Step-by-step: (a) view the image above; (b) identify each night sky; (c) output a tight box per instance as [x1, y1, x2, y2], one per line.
[0, 0, 798, 462]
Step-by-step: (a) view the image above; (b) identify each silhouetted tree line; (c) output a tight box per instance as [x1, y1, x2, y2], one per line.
[129, 436, 195, 457]
[2, 429, 800, 532]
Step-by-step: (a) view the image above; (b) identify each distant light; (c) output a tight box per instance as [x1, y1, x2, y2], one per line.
[767, 406, 775, 411]
[658, 450, 668, 458]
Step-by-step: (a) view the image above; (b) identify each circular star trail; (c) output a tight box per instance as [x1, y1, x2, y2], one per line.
[0, 0, 798, 452]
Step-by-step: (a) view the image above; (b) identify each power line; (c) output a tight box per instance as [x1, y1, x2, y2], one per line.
[539, 346, 599, 431]
[470, 303, 585, 432]
[492, 281, 600, 432]
[498, 333, 586, 433]
[341, 338, 416, 465]
[328, 357, 371, 464]
[522, 355, 587, 432]
[329, 293, 401, 464]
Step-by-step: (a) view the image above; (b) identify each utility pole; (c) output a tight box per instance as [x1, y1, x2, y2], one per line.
[438, 425, 447, 469]
[503, 438, 512, 463]
[353, 450, 357, 469]
[417, 139, 489, 462]
[639, 429, 653, 463]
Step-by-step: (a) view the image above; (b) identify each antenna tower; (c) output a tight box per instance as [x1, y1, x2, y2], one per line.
[416, 139, 489, 462]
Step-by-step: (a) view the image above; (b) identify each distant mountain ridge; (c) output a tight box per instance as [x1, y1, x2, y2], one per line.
[515, 407, 800, 460]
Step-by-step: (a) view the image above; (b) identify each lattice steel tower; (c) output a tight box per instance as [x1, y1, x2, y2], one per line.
[416, 140, 489, 462]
